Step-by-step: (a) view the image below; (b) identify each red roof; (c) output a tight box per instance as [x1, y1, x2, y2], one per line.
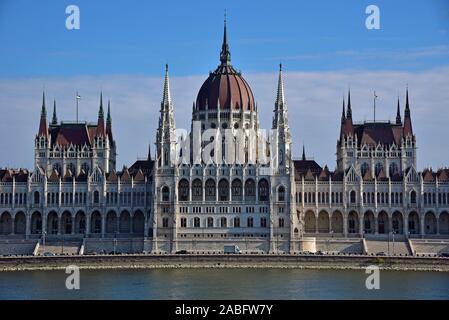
[49, 123, 97, 147]
[353, 122, 403, 147]
[196, 64, 255, 111]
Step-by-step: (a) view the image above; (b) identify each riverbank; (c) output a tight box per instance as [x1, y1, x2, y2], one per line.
[1, 254, 449, 272]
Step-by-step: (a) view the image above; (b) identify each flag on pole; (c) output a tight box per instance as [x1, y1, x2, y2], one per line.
[76, 93, 81, 100]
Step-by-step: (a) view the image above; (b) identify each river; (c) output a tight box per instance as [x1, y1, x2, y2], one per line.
[1, 268, 448, 299]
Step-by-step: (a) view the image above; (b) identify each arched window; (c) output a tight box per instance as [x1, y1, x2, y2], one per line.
[194, 217, 200, 228]
[231, 179, 242, 201]
[410, 190, 417, 204]
[350, 190, 356, 204]
[375, 162, 384, 177]
[247, 217, 254, 227]
[34, 191, 40, 205]
[66, 163, 75, 174]
[361, 163, 369, 177]
[220, 217, 227, 228]
[205, 179, 216, 201]
[278, 186, 285, 202]
[162, 186, 170, 202]
[245, 179, 255, 200]
[93, 191, 99, 204]
[258, 179, 269, 201]
[389, 162, 399, 176]
[279, 218, 285, 228]
[207, 217, 214, 228]
[180, 218, 187, 228]
[192, 179, 202, 201]
[218, 179, 229, 201]
[234, 217, 240, 228]
[178, 179, 189, 201]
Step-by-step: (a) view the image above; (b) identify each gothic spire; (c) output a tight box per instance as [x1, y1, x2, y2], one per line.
[346, 89, 352, 119]
[38, 91, 48, 136]
[403, 87, 413, 135]
[220, 12, 231, 65]
[276, 63, 285, 106]
[162, 64, 172, 108]
[106, 99, 113, 141]
[51, 99, 58, 125]
[396, 97, 402, 125]
[96, 92, 105, 136]
[341, 97, 346, 124]
[302, 145, 306, 161]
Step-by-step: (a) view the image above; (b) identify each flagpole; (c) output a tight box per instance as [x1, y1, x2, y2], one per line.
[76, 91, 79, 123]
[374, 91, 377, 123]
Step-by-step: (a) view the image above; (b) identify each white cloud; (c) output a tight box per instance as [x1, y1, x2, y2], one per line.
[1, 66, 449, 171]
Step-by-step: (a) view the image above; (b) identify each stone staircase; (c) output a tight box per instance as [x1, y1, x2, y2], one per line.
[365, 239, 411, 256]
[38, 240, 82, 255]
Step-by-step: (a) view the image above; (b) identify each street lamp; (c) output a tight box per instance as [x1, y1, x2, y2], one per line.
[42, 231, 46, 254]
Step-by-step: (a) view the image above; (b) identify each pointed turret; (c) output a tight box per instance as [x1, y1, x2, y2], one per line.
[106, 99, 113, 142]
[341, 97, 346, 124]
[96, 92, 105, 136]
[220, 13, 231, 65]
[157, 64, 176, 167]
[396, 97, 402, 125]
[276, 63, 285, 106]
[272, 63, 288, 128]
[341, 90, 354, 138]
[302, 145, 306, 161]
[38, 91, 48, 136]
[147, 143, 152, 161]
[403, 88, 413, 135]
[51, 99, 58, 126]
[346, 89, 352, 119]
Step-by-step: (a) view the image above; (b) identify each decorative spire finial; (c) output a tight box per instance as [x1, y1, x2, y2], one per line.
[276, 63, 285, 105]
[346, 89, 352, 119]
[162, 64, 172, 107]
[220, 11, 231, 65]
[51, 99, 58, 125]
[396, 97, 402, 125]
[302, 145, 306, 161]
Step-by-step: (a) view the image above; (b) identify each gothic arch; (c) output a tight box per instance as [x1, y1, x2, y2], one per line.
[424, 211, 437, 235]
[31, 211, 42, 234]
[106, 210, 117, 234]
[304, 210, 316, 233]
[331, 211, 343, 234]
[90, 211, 102, 234]
[439, 212, 449, 234]
[192, 179, 203, 201]
[317, 210, 330, 233]
[61, 211, 73, 234]
[392, 211, 404, 234]
[47, 211, 59, 235]
[133, 210, 144, 234]
[258, 179, 269, 202]
[347, 211, 359, 234]
[218, 179, 229, 201]
[119, 210, 131, 233]
[231, 178, 242, 201]
[244, 178, 256, 201]
[14, 211, 26, 235]
[205, 179, 216, 201]
[408, 211, 420, 235]
[363, 211, 375, 234]
[0, 211, 12, 235]
[75, 210, 86, 234]
[377, 211, 389, 234]
[178, 179, 189, 202]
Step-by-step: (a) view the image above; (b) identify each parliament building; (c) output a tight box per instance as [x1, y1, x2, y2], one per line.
[1, 21, 448, 255]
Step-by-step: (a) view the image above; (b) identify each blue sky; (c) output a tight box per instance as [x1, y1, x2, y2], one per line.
[1, 0, 449, 77]
[1, 0, 449, 170]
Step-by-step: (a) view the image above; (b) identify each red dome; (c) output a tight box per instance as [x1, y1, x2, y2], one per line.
[196, 64, 255, 111]
[195, 20, 255, 112]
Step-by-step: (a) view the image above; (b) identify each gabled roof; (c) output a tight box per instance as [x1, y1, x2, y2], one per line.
[106, 170, 118, 182]
[120, 168, 131, 182]
[133, 169, 145, 182]
[422, 169, 435, 182]
[353, 121, 403, 148]
[318, 166, 330, 181]
[49, 122, 98, 148]
[437, 169, 449, 182]
[48, 169, 60, 182]
[363, 169, 374, 181]
[294, 159, 322, 181]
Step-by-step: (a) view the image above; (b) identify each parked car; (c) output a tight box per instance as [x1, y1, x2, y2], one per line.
[224, 245, 242, 254]
[175, 250, 188, 254]
[376, 252, 386, 256]
[439, 252, 449, 258]
[43, 252, 55, 257]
